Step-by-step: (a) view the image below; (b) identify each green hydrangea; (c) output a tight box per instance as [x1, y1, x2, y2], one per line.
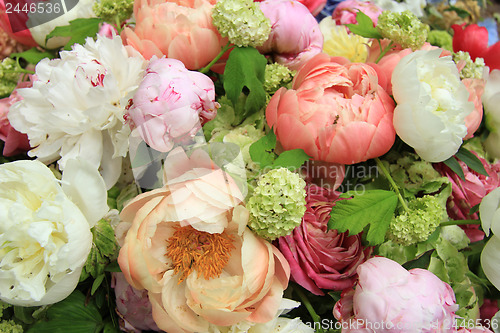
[247, 168, 306, 240]
[376, 10, 429, 50]
[0, 58, 20, 97]
[453, 51, 485, 80]
[0, 320, 23, 333]
[388, 195, 445, 245]
[93, 0, 133, 26]
[264, 63, 294, 94]
[212, 0, 271, 47]
[427, 30, 453, 52]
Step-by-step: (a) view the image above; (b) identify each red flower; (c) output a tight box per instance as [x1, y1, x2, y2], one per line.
[452, 23, 500, 72]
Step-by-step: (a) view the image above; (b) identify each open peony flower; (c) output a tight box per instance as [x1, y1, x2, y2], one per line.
[0, 159, 108, 306]
[121, 0, 226, 70]
[266, 53, 395, 165]
[452, 23, 500, 72]
[278, 184, 372, 295]
[480, 187, 500, 292]
[8, 34, 146, 189]
[483, 69, 500, 159]
[127, 57, 218, 153]
[118, 148, 290, 332]
[333, 257, 458, 332]
[257, 0, 323, 71]
[391, 49, 474, 162]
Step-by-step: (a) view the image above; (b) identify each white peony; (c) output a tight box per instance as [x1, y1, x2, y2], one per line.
[391, 49, 474, 162]
[480, 187, 500, 291]
[0, 159, 108, 306]
[9, 34, 146, 188]
[483, 69, 500, 159]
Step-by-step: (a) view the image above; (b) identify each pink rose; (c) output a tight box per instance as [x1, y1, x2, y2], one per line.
[332, 0, 383, 27]
[333, 257, 459, 333]
[266, 53, 395, 164]
[127, 57, 218, 153]
[277, 184, 372, 295]
[257, 0, 323, 71]
[0, 77, 31, 156]
[118, 148, 290, 332]
[434, 153, 500, 242]
[112, 272, 160, 332]
[121, 0, 226, 70]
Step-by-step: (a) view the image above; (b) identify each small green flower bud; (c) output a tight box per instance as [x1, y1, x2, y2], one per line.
[377, 10, 429, 50]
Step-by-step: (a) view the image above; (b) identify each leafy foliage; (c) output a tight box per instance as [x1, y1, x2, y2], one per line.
[45, 18, 103, 50]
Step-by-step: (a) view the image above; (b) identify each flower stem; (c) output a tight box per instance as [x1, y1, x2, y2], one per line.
[375, 41, 394, 64]
[374, 157, 409, 211]
[440, 219, 481, 227]
[293, 284, 324, 333]
[199, 42, 233, 74]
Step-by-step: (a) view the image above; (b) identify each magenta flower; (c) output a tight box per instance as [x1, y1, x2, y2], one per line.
[257, 0, 323, 71]
[127, 57, 218, 152]
[334, 257, 458, 333]
[277, 184, 372, 295]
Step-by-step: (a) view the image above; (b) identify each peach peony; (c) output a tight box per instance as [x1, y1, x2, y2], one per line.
[121, 0, 227, 70]
[118, 148, 290, 332]
[266, 53, 395, 165]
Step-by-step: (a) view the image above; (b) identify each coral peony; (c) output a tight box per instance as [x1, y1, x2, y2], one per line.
[333, 257, 458, 332]
[266, 53, 395, 165]
[257, 0, 323, 71]
[452, 23, 500, 72]
[121, 0, 226, 70]
[277, 184, 372, 295]
[118, 148, 290, 332]
[332, 0, 383, 26]
[127, 57, 218, 153]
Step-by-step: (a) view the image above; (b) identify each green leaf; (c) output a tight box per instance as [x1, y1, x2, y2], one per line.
[271, 149, 310, 171]
[223, 47, 267, 119]
[443, 156, 465, 180]
[14, 305, 36, 324]
[45, 18, 103, 50]
[249, 130, 277, 168]
[91, 274, 105, 295]
[346, 11, 383, 39]
[328, 190, 398, 245]
[10, 48, 55, 64]
[402, 249, 435, 270]
[444, 5, 471, 19]
[456, 146, 489, 177]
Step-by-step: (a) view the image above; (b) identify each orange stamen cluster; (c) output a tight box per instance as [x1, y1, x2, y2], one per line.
[165, 225, 235, 283]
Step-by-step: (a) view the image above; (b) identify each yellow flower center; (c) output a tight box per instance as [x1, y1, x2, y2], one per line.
[165, 225, 235, 283]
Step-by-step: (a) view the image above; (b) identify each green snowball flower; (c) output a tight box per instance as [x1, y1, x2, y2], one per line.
[93, 0, 134, 26]
[247, 168, 306, 240]
[212, 0, 271, 47]
[0, 320, 23, 333]
[264, 63, 294, 94]
[453, 51, 485, 80]
[388, 195, 445, 246]
[377, 10, 429, 50]
[0, 58, 20, 98]
[427, 30, 453, 52]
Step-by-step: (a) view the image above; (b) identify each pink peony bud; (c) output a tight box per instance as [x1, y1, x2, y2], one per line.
[332, 0, 383, 27]
[127, 57, 218, 152]
[334, 257, 459, 333]
[257, 0, 323, 71]
[98, 23, 118, 39]
[277, 184, 372, 295]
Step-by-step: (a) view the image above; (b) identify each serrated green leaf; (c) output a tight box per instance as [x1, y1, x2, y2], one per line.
[271, 149, 310, 171]
[443, 156, 465, 180]
[91, 274, 105, 295]
[402, 249, 434, 270]
[456, 146, 489, 177]
[45, 18, 103, 50]
[249, 130, 277, 168]
[328, 190, 398, 245]
[346, 11, 383, 39]
[223, 47, 267, 119]
[10, 48, 55, 64]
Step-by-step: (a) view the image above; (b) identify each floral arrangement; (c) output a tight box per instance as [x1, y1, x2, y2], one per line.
[1, 0, 500, 332]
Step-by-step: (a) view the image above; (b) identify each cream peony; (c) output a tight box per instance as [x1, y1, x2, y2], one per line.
[392, 49, 474, 162]
[0, 159, 108, 306]
[8, 34, 146, 188]
[483, 69, 500, 158]
[480, 187, 500, 291]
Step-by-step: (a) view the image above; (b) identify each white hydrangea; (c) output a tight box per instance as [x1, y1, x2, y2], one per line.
[9, 34, 146, 188]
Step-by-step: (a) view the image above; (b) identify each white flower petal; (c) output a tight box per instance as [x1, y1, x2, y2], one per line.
[481, 235, 500, 292]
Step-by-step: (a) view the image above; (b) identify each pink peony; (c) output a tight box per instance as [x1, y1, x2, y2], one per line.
[0, 77, 31, 156]
[112, 272, 160, 332]
[462, 77, 485, 139]
[277, 184, 372, 295]
[333, 257, 459, 333]
[127, 57, 218, 153]
[254, 0, 326, 16]
[266, 53, 395, 165]
[121, 0, 226, 70]
[98, 23, 118, 39]
[257, 0, 323, 71]
[332, 0, 383, 27]
[434, 153, 500, 242]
